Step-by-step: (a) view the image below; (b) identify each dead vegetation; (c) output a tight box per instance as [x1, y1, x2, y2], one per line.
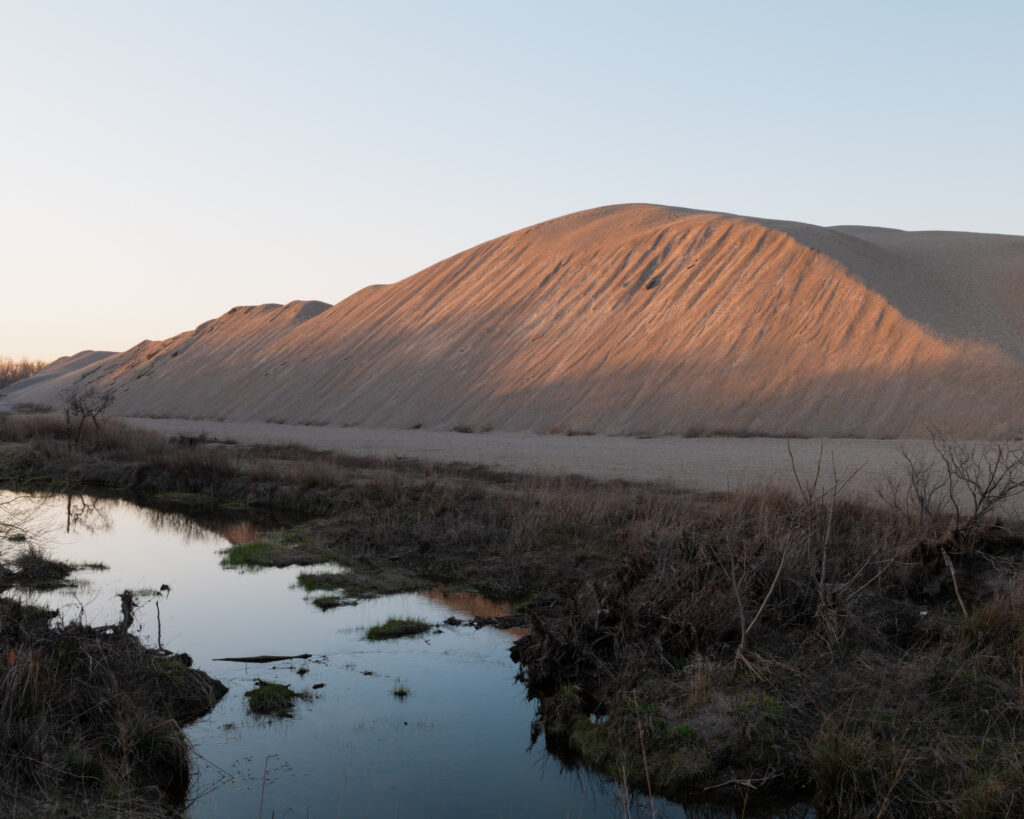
[513, 445, 1024, 816]
[0, 356, 47, 389]
[60, 384, 117, 443]
[0, 474, 227, 816]
[3, 412, 1024, 814]
[0, 592, 226, 815]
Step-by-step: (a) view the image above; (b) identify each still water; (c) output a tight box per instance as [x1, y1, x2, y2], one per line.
[3, 492, 801, 818]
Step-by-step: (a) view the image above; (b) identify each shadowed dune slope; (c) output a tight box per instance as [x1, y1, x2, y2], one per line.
[7, 205, 1024, 438]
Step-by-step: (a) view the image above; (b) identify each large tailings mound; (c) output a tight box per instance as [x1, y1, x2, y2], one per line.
[7, 205, 1024, 438]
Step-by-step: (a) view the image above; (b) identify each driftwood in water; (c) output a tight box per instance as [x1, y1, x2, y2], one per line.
[211, 653, 312, 663]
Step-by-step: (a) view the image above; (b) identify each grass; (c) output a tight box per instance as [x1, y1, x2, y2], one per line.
[297, 567, 425, 597]
[221, 537, 321, 568]
[391, 678, 411, 698]
[366, 618, 431, 641]
[296, 570, 348, 591]
[312, 594, 345, 611]
[244, 680, 311, 717]
[0, 597, 226, 814]
[1, 546, 76, 590]
[5, 413, 1024, 814]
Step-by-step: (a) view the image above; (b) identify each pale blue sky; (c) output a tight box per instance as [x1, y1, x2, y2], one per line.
[3, 1, 1022, 361]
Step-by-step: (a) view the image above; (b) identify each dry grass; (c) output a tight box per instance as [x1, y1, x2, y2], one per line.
[4, 413, 1024, 814]
[512, 481, 1024, 816]
[0, 598, 226, 815]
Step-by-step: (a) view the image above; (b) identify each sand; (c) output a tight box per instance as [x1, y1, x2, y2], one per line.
[127, 417, 945, 500]
[7, 204, 1024, 439]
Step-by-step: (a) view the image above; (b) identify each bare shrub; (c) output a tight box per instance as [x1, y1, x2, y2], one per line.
[59, 385, 116, 442]
[883, 433, 1024, 546]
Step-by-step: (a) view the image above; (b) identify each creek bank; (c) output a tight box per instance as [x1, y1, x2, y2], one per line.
[510, 500, 1024, 816]
[0, 594, 226, 816]
[3, 415, 1024, 815]
[0, 484, 229, 815]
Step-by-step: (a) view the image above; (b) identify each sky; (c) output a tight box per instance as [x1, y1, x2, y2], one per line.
[3, 1, 1023, 362]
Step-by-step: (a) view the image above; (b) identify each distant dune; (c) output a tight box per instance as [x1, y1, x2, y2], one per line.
[7, 204, 1024, 438]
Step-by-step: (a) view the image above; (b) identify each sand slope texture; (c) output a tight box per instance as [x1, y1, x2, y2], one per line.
[7, 204, 1024, 438]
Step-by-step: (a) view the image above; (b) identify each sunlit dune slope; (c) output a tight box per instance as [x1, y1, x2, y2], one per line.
[8, 205, 1024, 438]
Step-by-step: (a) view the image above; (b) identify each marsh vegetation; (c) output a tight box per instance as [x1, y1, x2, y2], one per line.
[0, 536, 226, 816]
[366, 617, 432, 641]
[244, 680, 311, 717]
[2, 411, 1024, 815]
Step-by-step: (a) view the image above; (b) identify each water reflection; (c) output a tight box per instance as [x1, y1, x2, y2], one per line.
[0, 491, 808, 818]
[138, 506, 221, 543]
[63, 493, 112, 534]
[422, 585, 513, 619]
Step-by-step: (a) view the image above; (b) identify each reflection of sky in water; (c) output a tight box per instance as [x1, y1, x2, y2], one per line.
[1, 492, 803, 818]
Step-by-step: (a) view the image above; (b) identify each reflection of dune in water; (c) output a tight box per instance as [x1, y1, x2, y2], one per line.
[419, 586, 527, 637]
[139, 512, 281, 547]
[202, 521, 267, 546]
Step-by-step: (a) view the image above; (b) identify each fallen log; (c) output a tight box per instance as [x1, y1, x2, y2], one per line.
[212, 653, 312, 663]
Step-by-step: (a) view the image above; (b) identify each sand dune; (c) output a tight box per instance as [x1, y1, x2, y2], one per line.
[7, 204, 1024, 438]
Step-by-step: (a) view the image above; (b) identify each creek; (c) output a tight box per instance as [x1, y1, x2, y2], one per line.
[2, 491, 803, 818]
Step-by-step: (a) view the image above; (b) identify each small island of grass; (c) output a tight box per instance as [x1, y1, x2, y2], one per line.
[366, 617, 431, 641]
[244, 680, 311, 717]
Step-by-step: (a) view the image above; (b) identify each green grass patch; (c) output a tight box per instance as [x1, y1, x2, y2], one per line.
[221, 538, 321, 568]
[312, 595, 345, 611]
[366, 617, 431, 641]
[244, 680, 311, 717]
[296, 571, 348, 591]
[392, 678, 411, 698]
[297, 568, 425, 598]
